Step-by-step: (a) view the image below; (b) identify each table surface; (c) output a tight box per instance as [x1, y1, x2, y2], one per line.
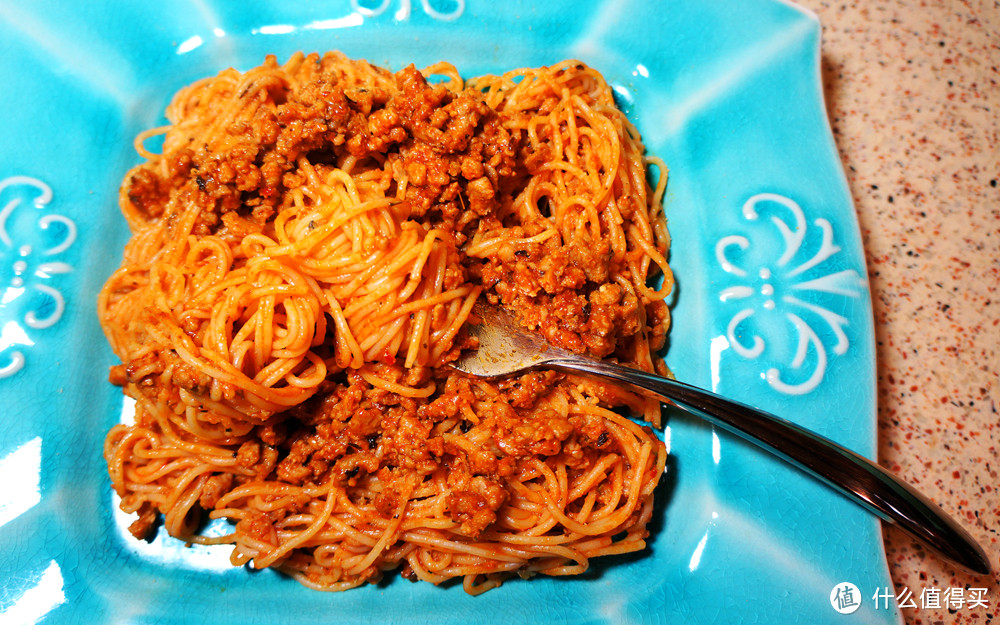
[793, 1, 999, 622]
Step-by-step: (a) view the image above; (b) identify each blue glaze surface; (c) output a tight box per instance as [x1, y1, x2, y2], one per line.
[0, 1, 899, 623]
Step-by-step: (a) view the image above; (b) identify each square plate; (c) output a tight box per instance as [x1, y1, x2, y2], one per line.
[0, 1, 900, 623]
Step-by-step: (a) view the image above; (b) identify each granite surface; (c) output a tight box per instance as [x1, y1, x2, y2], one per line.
[795, 1, 999, 622]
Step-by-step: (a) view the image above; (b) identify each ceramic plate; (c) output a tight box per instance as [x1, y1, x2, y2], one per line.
[0, 0, 901, 623]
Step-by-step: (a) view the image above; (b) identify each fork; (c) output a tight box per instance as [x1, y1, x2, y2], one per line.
[450, 302, 991, 575]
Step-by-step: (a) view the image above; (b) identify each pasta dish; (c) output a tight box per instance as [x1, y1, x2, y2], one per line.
[100, 52, 672, 594]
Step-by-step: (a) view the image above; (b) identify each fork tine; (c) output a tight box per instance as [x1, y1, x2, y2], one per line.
[449, 301, 554, 378]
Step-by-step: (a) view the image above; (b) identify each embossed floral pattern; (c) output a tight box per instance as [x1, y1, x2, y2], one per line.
[715, 193, 867, 395]
[0, 176, 76, 379]
[351, 0, 464, 21]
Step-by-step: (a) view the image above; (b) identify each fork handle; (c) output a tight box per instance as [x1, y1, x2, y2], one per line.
[545, 357, 991, 575]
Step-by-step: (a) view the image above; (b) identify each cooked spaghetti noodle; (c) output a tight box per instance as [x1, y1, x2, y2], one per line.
[101, 52, 672, 593]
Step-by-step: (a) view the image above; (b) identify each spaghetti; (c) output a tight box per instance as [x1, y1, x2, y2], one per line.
[101, 52, 672, 594]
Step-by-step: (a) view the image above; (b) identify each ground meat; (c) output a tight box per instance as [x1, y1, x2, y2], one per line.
[498, 370, 560, 409]
[445, 476, 507, 537]
[123, 54, 521, 243]
[204, 365, 627, 544]
[236, 512, 279, 549]
[108, 364, 128, 387]
[127, 502, 158, 540]
[494, 406, 575, 457]
[199, 474, 234, 509]
[476, 239, 644, 359]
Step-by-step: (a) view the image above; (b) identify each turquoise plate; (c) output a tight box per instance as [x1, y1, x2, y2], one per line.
[0, 1, 902, 623]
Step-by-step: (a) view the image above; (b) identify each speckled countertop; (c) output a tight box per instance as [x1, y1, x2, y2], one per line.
[794, 1, 999, 623]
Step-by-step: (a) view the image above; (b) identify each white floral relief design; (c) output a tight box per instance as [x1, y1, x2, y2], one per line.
[351, 0, 464, 21]
[0, 176, 76, 379]
[715, 193, 867, 395]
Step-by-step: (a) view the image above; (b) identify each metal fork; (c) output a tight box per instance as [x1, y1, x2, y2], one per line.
[451, 302, 991, 575]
